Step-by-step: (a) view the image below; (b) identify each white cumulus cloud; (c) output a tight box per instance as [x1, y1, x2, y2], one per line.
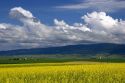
[0, 7, 125, 51]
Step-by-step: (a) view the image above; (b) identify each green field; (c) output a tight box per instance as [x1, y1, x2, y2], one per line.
[0, 61, 125, 83]
[0, 55, 125, 64]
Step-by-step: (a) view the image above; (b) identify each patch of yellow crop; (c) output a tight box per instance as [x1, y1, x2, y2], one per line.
[0, 63, 125, 83]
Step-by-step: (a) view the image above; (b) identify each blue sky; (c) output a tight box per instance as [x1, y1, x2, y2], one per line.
[0, 0, 125, 51]
[0, 0, 83, 25]
[0, 0, 125, 25]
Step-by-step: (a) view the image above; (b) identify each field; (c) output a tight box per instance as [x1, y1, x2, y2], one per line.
[0, 62, 125, 83]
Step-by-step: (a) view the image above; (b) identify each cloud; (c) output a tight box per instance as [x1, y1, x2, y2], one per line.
[56, 0, 125, 12]
[0, 7, 125, 51]
[10, 7, 34, 19]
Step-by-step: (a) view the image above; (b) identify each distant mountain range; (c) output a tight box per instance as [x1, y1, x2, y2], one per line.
[0, 43, 125, 56]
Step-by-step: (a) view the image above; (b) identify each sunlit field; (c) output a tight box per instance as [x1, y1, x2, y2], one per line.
[0, 62, 125, 83]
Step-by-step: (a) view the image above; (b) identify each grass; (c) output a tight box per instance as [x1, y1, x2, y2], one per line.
[0, 62, 125, 83]
[0, 58, 85, 64]
[0, 56, 125, 64]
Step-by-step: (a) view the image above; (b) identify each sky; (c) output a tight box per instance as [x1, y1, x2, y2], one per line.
[0, 0, 125, 51]
[0, 0, 84, 25]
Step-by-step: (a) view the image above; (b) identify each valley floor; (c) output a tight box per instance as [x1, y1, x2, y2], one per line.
[0, 62, 125, 83]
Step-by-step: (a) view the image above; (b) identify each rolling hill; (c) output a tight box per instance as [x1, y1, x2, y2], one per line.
[0, 43, 125, 57]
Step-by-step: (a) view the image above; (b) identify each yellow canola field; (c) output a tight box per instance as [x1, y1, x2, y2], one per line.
[0, 63, 125, 83]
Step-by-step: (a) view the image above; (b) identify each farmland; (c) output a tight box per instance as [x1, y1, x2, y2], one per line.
[0, 62, 125, 83]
